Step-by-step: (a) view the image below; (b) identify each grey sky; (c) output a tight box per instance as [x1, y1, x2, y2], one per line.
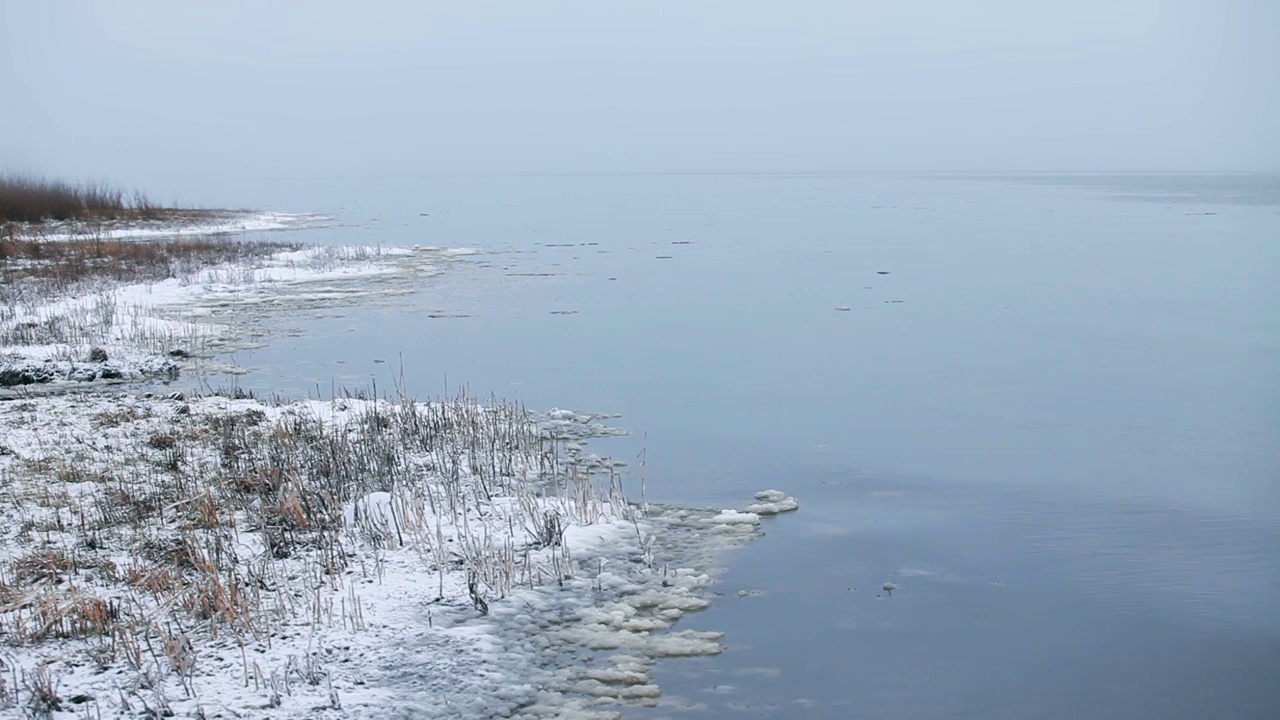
[2, 0, 1277, 193]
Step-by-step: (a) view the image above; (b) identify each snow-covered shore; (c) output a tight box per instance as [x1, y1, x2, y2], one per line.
[6, 210, 324, 243]
[0, 391, 796, 719]
[0, 217, 800, 717]
[1, 235, 444, 396]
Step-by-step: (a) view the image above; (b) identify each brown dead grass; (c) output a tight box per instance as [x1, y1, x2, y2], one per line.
[126, 564, 181, 598]
[29, 591, 118, 641]
[12, 551, 73, 585]
[0, 232, 298, 345]
[0, 174, 162, 224]
[0, 235, 291, 289]
[184, 572, 254, 626]
[2, 588, 119, 643]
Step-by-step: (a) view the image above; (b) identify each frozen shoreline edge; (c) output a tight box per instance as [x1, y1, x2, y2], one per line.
[0, 219, 800, 718]
[1, 218, 427, 397]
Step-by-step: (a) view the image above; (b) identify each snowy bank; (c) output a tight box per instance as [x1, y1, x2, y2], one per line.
[7, 210, 324, 243]
[1, 235, 454, 396]
[0, 212, 801, 717]
[0, 391, 794, 718]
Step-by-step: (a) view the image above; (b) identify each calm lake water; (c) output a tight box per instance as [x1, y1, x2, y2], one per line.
[216, 173, 1279, 719]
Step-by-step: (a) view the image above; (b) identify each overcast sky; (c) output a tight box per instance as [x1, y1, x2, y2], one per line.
[2, 0, 1277, 193]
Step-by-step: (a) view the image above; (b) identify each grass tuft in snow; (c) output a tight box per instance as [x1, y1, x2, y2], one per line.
[0, 234, 296, 305]
[0, 389, 663, 716]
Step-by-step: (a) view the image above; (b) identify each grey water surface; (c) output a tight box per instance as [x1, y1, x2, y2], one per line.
[218, 173, 1280, 719]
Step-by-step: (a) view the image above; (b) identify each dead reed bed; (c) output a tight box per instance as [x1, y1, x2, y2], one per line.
[0, 235, 296, 315]
[0, 389, 637, 715]
[0, 174, 169, 225]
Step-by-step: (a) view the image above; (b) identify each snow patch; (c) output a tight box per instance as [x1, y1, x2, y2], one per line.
[13, 210, 325, 242]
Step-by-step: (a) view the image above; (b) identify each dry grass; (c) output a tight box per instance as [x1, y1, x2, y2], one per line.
[0, 391, 639, 714]
[146, 432, 178, 450]
[0, 235, 294, 301]
[93, 405, 152, 428]
[0, 234, 299, 360]
[126, 565, 182, 597]
[24, 591, 119, 642]
[0, 393, 564, 641]
[0, 174, 164, 224]
[11, 551, 73, 585]
[22, 664, 61, 715]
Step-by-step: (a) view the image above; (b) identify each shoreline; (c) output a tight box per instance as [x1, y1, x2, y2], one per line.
[0, 217, 799, 718]
[1, 216, 436, 396]
[4, 210, 326, 243]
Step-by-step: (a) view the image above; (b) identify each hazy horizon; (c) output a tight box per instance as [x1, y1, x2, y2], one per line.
[3, 1, 1277, 201]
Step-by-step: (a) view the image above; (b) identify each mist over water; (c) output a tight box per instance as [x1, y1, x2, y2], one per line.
[4, 1, 1278, 192]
